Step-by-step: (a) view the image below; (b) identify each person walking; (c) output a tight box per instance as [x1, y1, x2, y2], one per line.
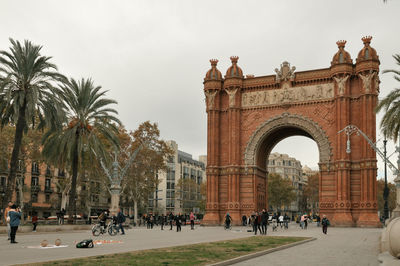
[278, 214, 284, 228]
[160, 214, 165, 230]
[190, 212, 195, 230]
[300, 214, 305, 229]
[304, 214, 308, 229]
[32, 214, 38, 232]
[169, 212, 174, 230]
[283, 213, 289, 229]
[60, 208, 65, 225]
[321, 215, 330, 234]
[242, 215, 247, 226]
[224, 212, 232, 229]
[175, 213, 182, 232]
[316, 214, 321, 227]
[253, 211, 259, 235]
[261, 209, 269, 235]
[4, 201, 13, 240]
[8, 205, 21, 244]
[116, 208, 126, 235]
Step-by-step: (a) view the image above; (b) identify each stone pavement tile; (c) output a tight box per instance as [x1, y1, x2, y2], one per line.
[0, 223, 382, 266]
[233, 225, 381, 266]
[378, 252, 400, 266]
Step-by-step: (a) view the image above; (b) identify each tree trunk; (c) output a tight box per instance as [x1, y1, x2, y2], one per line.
[68, 136, 79, 224]
[4, 98, 26, 209]
[134, 199, 138, 226]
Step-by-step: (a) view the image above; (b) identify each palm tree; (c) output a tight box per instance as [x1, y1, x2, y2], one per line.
[0, 39, 66, 207]
[376, 54, 400, 141]
[42, 78, 120, 222]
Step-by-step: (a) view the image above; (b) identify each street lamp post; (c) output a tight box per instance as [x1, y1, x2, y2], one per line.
[339, 125, 400, 220]
[383, 136, 389, 220]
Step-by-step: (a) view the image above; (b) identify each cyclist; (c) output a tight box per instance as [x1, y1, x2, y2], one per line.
[225, 212, 232, 229]
[98, 210, 109, 232]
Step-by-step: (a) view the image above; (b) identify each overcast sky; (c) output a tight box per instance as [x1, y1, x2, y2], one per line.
[1, 0, 399, 181]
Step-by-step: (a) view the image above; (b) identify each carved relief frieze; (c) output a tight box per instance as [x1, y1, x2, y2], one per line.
[241, 83, 334, 108]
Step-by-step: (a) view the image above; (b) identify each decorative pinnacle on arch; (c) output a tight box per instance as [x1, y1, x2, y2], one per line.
[336, 40, 346, 49]
[362, 36, 372, 45]
[210, 59, 218, 67]
[230, 56, 239, 64]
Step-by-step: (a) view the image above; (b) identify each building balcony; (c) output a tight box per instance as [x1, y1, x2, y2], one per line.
[31, 185, 41, 193]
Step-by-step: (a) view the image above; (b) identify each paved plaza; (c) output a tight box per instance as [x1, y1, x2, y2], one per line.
[0, 223, 381, 266]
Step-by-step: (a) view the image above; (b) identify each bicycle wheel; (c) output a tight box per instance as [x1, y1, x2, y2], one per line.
[92, 225, 101, 236]
[108, 225, 118, 236]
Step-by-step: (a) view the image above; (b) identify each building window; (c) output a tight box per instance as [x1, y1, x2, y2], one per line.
[183, 166, 189, 179]
[45, 194, 50, 203]
[0, 176, 6, 187]
[167, 182, 175, 190]
[32, 162, 39, 174]
[45, 178, 51, 189]
[46, 166, 51, 176]
[31, 176, 39, 186]
[31, 193, 38, 202]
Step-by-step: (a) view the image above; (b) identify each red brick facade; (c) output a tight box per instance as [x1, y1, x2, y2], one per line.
[203, 37, 380, 227]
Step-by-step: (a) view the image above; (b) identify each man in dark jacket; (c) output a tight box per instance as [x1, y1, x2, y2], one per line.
[253, 211, 259, 235]
[116, 208, 125, 235]
[8, 205, 21, 244]
[175, 213, 182, 232]
[321, 215, 330, 234]
[261, 209, 269, 235]
[169, 212, 174, 230]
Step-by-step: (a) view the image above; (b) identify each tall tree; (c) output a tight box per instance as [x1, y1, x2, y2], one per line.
[267, 173, 296, 211]
[121, 121, 172, 224]
[42, 78, 120, 223]
[0, 39, 66, 207]
[376, 54, 400, 141]
[302, 174, 319, 214]
[377, 179, 396, 217]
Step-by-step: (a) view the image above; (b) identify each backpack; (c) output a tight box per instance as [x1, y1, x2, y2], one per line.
[76, 239, 94, 248]
[98, 212, 105, 221]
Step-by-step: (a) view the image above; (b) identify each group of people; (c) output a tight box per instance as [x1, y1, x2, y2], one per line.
[97, 208, 126, 235]
[227, 210, 331, 235]
[139, 212, 197, 232]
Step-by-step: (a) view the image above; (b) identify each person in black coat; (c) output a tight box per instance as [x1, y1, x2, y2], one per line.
[261, 209, 269, 235]
[169, 212, 174, 230]
[175, 213, 182, 232]
[116, 208, 125, 235]
[253, 211, 259, 235]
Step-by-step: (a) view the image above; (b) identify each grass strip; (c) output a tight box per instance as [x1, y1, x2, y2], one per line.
[29, 236, 308, 266]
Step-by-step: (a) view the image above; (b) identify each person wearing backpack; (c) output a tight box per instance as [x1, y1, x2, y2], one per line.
[116, 208, 126, 235]
[321, 214, 330, 234]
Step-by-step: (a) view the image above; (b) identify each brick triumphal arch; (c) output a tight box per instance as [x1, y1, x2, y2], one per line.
[202, 37, 380, 227]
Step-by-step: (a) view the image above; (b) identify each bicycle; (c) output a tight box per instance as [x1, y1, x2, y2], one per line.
[92, 221, 119, 236]
[224, 221, 232, 230]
